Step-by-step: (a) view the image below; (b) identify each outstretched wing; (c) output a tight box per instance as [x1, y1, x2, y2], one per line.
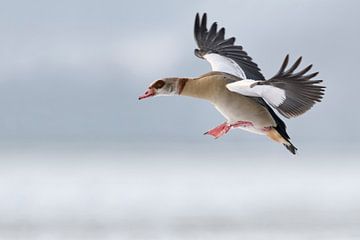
[227, 55, 326, 118]
[194, 13, 264, 80]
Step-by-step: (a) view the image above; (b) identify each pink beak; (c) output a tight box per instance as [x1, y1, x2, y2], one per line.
[138, 88, 155, 100]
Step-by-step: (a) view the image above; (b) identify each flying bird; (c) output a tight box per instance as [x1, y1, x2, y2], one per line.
[139, 13, 325, 154]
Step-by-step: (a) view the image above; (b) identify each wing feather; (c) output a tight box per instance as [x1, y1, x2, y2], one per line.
[226, 55, 326, 118]
[194, 13, 264, 80]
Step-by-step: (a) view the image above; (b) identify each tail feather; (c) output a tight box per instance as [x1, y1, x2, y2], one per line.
[263, 100, 298, 155]
[266, 127, 297, 155]
[283, 142, 297, 155]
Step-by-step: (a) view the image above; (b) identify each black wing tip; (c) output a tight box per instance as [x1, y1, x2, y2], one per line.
[272, 55, 324, 82]
[284, 54, 290, 63]
[284, 143, 298, 155]
[195, 12, 206, 19]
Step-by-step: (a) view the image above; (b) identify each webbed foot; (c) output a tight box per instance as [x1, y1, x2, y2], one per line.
[204, 122, 231, 139]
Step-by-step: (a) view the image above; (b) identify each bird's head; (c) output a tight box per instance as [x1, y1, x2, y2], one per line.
[138, 78, 186, 100]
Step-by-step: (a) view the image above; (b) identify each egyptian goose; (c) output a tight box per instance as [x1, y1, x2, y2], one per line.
[139, 13, 325, 154]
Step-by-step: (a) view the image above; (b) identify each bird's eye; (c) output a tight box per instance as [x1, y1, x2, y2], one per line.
[152, 80, 165, 89]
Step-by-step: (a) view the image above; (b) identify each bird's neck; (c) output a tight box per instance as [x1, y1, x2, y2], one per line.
[175, 78, 189, 95]
[179, 77, 214, 100]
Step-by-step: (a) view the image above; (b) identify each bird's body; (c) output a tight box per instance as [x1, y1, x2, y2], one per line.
[181, 72, 275, 135]
[139, 13, 325, 155]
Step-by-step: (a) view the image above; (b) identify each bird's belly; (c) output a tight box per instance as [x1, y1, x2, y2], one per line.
[214, 99, 275, 134]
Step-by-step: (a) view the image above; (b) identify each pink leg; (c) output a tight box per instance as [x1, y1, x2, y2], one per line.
[231, 121, 254, 128]
[262, 126, 272, 132]
[204, 121, 255, 139]
[204, 122, 231, 139]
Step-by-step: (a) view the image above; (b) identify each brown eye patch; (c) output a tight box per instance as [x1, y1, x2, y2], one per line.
[150, 80, 165, 89]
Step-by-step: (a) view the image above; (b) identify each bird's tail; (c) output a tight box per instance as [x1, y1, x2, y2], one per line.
[266, 127, 297, 155]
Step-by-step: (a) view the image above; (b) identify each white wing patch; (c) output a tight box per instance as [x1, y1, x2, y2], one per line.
[226, 80, 286, 107]
[204, 53, 246, 79]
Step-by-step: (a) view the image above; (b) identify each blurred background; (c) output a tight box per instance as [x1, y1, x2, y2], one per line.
[0, 0, 359, 239]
